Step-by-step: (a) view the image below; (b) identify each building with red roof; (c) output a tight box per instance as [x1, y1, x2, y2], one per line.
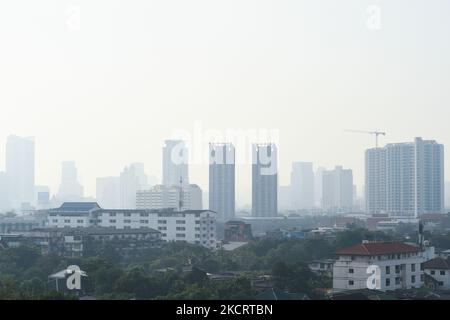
[333, 241, 433, 293]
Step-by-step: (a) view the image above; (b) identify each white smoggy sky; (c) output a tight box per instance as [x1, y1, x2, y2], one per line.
[0, 0, 449, 206]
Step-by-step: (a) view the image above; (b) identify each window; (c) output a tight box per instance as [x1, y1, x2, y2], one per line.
[109, 219, 116, 223]
[395, 265, 401, 274]
[348, 268, 354, 274]
[158, 220, 167, 224]
[158, 226, 167, 231]
[140, 220, 148, 224]
[109, 213, 116, 217]
[420, 274, 424, 282]
[64, 219, 70, 223]
[77, 220, 83, 223]
[124, 219, 131, 223]
[176, 227, 186, 231]
[395, 277, 401, 285]
[385, 278, 390, 286]
[195, 234, 200, 238]
[411, 275, 416, 283]
[438, 281, 444, 286]
[140, 213, 148, 217]
[124, 213, 131, 217]
[386, 266, 390, 274]
[52, 219, 58, 223]
[348, 280, 354, 286]
[411, 264, 416, 272]
[431, 270, 436, 275]
[176, 233, 186, 238]
[176, 220, 186, 224]
[440, 270, 446, 276]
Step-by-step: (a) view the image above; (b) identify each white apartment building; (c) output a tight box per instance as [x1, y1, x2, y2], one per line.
[333, 241, 433, 292]
[366, 137, 444, 218]
[45, 202, 216, 248]
[136, 184, 202, 211]
[97, 209, 215, 248]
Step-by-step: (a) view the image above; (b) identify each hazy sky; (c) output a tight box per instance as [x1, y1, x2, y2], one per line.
[0, 0, 449, 206]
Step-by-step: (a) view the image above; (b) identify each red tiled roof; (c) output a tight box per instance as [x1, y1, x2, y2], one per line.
[422, 257, 450, 270]
[336, 241, 421, 256]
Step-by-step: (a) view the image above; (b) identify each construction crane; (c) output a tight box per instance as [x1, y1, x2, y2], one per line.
[344, 129, 386, 148]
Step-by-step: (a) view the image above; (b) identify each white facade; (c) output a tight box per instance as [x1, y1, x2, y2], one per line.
[322, 166, 353, 212]
[366, 137, 444, 218]
[45, 203, 216, 249]
[423, 257, 450, 290]
[333, 242, 430, 292]
[97, 210, 216, 248]
[136, 184, 202, 211]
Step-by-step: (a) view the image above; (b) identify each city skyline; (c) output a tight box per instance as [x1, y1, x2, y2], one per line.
[1, 1, 450, 206]
[0, 134, 449, 210]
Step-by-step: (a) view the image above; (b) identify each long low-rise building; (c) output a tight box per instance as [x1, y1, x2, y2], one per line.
[42, 202, 217, 249]
[15, 227, 162, 257]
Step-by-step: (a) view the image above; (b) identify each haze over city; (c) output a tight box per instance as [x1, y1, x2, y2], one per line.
[1, 0, 450, 206]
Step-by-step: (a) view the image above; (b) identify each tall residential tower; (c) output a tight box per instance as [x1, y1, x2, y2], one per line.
[365, 137, 444, 218]
[252, 143, 278, 217]
[209, 143, 235, 220]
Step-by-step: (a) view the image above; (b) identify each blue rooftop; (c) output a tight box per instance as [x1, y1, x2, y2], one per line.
[58, 202, 101, 211]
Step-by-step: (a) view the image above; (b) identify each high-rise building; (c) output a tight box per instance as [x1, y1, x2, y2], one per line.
[35, 185, 50, 210]
[57, 161, 84, 201]
[120, 163, 148, 209]
[252, 144, 278, 217]
[0, 172, 10, 212]
[315, 167, 326, 207]
[366, 137, 444, 218]
[290, 162, 315, 210]
[278, 185, 292, 211]
[136, 184, 202, 210]
[209, 143, 235, 220]
[96, 176, 121, 208]
[5, 135, 35, 208]
[322, 166, 354, 212]
[162, 140, 189, 187]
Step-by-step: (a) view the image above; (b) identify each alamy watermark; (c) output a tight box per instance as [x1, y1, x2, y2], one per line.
[366, 5, 382, 31]
[366, 265, 382, 290]
[168, 121, 279, 175]
[66, 265, 86, 290]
